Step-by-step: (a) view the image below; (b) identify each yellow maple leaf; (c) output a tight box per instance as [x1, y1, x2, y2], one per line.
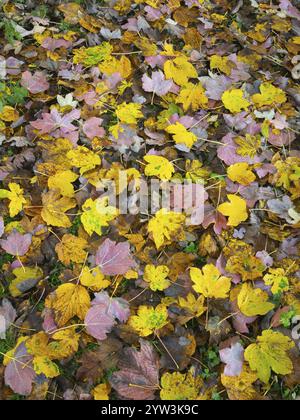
[26, 330, 80, 362]
[0, 106, 19, 122]
[166, 122, 197, 149]
[148, 209, 186, 249]
[226, 254, 265, 281]
[245, 330, 294, 383]
[73, 43, 113, 67]
[48, 170, 78, 197]
[190, 264, 231, 299]
[0, 183, 26, 217]
[67, 146, 101, 175]
[221, 367, 261, 400]
[10, 266, 43, 297]
[160, 371, 203, 400]
[222, 89, 250, 113]
[25, 333, 60, 378]
[115, 102, 143, 125]
[144, 265, 171, 291]
[92, 383, 111, 400]
[227, 163, 256, 186]
[80, 266, 111, 291]
[45, 283, 91, 327]
[185, 159, 211, 182]
[218, 195, 248, 227]
[237, 283, 275, 317]
[164, 56, 197, 86]
[49, 330, 80, 359]
[252, 82, 287, 107]
[81, 196, 119, 236]
[263, 268, 289, 294]
[210, 55, 233, 75]
[99, 56, 132, 79]
[33, 356, 60, 379]
[128, 304, 169, 336]
[178, 293, 207, 318]
[144, 155, 175, 181]
[235, 134, 261, 158]
[55, 234, 87, 265]
[176, 82, 208, 111]
[26, 332, 49, 357]
[41, 190, 76, 228]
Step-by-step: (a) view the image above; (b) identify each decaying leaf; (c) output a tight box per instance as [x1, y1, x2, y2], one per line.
[110, 340, 159, 400]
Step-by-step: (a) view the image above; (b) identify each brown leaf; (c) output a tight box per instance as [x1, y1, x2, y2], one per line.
[77, 338, 123, 383]
[110, 339, 159, 400]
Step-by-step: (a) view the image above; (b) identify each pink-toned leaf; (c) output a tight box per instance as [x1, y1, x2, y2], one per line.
[0, 230, 32, 256]
[31, 108, 80, 135]
[231, 301, 257, 334]
[21, 71, 49, 94]
[0, 216, 4, 238]
[92, 291, 130, 322]
[83, 117, 105, 139]
[41, 37, 71, 51]
[85, 292, 130, 340]
[220, 342, 244, 377]
[0, 299, 17, 339]
[142, 70, 172, 96]
[85, 303, 116, 341]
[95, 239, 135, 276]
[110, 339, 159, 400]
[5, 342, 35, 396]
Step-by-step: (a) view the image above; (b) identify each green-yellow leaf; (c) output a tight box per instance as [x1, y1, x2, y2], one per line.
[244, 330, 294, 383]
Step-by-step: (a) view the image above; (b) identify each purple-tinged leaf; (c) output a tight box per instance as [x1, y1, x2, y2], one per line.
[220, 342, 244, 377]
[83, 117, 105, 139]
[0, 230, 32, 256]
[0, 216, 4, 238]
[85, 292, 130, 340]
[142, 71, 173, 97]
[5, 342, 35, 396]
[95, 239, 135, 276]
[110, 339, 159, 400]
[0, 299, 17, 339]
[21, 71, 49, 94]
[85, 303, 116, 341]
[92, 292, 130, 323]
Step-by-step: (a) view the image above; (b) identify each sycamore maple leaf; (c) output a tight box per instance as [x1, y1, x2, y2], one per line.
[218, 195, 248, 227]
[142, 70, 173, 96]
[85, 292, 130, 340]
[21, 71, 49, 94]
[95, 239, 135, 276]
[81, 197, 119, 236]
[245, 330, 294, 383]
[110, 340, 159, 400]
[0, 183, 26, 217]
[144, 155, 175, 181]
[31, 108, 80, 138]
[148, 209, 186, 249]
[45, 283, 91, 327]
[190, 264, 231, 299]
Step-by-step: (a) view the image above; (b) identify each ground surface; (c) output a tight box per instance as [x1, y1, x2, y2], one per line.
[0, 0, 300, 401]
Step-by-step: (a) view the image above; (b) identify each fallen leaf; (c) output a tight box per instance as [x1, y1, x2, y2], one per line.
[218, 195, 248, 227]
[95, 239, 135, 275]
[244, 330, 294, 383]
[45, 283, 91, 327]
[190, 264, 231, 299]
[110, 339, 159, 400]
[220, 342, 244, 377]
